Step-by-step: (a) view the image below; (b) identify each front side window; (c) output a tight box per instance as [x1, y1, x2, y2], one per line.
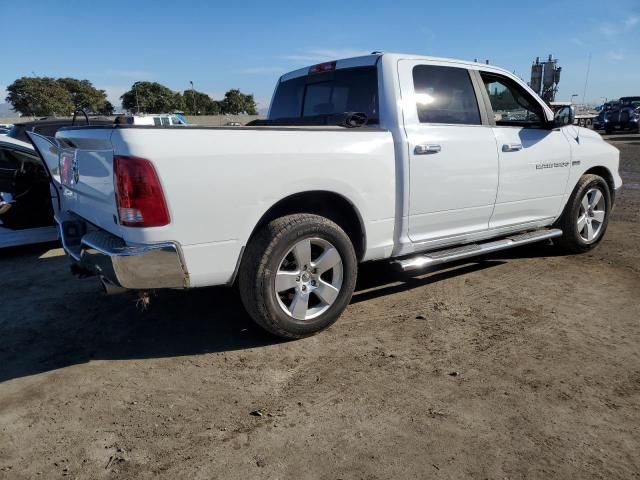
[481, 73, 544, 127]
[412, 65, 481, 125]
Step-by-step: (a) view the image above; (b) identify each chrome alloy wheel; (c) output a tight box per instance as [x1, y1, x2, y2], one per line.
[577, 187, 606, 242]
[274, 237, 343, 320]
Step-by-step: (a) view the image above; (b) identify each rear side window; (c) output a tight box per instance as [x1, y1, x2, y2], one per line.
[160, 117, 170, 126]
[412, 65, 481, 125]
[153, 117, 162, 126]
[269, 66, 379, 123]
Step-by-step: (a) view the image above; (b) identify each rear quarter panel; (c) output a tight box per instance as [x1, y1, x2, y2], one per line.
[110, 127, 396, 286]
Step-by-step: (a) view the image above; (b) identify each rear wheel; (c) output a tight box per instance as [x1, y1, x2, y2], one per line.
[239, 214, 357, 339]
[555, 174, 611, 253]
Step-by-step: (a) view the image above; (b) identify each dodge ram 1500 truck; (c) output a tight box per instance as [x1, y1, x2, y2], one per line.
[29, 52, 622, 339]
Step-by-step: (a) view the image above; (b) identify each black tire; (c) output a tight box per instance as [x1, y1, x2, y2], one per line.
[238, 214, 357, 339]
[605, 128, 613, 135]
[555, 174, 611, 254]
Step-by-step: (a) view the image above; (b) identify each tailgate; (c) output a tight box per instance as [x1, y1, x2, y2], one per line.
[30, 128, 120, 235]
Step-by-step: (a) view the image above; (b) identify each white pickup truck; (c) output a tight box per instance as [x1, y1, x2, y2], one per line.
[29, 53, 621, 338]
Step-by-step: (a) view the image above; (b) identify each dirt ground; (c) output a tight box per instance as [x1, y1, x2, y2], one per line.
[1, 139, 639, 480]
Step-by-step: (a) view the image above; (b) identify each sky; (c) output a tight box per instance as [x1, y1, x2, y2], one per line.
[1, 0, 639, 111]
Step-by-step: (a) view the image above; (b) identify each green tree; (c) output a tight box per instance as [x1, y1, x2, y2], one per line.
[56, 78, 108, 112]
[182, 89, 221, 115]
[120, 82, 184, 113]
[220, 89, 258, 115]
[99, 101, 115, 116]
[6, 77, 74, 116]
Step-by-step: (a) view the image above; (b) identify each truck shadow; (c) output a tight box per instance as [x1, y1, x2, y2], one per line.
[0, 241, 559, 383]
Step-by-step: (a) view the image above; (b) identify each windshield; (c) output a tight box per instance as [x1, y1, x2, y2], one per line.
[269, 66, 379, 123]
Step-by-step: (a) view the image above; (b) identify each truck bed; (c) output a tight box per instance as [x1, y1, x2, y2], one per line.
[54, 125, 397, 287]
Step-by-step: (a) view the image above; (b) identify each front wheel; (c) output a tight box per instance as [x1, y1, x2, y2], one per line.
[555, 174, 611, 253]
[239, 214, 357, 339]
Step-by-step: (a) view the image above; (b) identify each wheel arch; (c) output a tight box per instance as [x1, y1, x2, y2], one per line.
[583, 166, 616, 202]
[246, 190, 367, 262]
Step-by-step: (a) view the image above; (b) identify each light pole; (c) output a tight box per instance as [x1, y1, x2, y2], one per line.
[190, 80, 196, 115]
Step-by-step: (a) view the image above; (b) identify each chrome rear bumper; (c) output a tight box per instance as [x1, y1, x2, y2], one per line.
[60, 222, 189, 289]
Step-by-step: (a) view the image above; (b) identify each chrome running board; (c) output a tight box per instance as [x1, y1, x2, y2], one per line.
[393, 229, 563, 272]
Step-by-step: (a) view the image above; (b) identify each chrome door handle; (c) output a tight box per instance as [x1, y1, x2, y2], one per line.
[502, 143, 523, 152]
[414, 144, 441, 155]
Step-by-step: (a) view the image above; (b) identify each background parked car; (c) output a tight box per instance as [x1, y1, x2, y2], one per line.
[0, 136, 58, 248]
[113, 114, 189, 126]
[8, 117, 113, 143]
[603, 97, 640, 134]
[593, 101, 619, 130]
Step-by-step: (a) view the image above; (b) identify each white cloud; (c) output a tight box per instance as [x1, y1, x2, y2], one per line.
[281, 48, 370, 63]
[597, 22, 617, 37]
[596, 14, 640, 37]
[607, 50, 625, 60]
[624, 15, 639, 28]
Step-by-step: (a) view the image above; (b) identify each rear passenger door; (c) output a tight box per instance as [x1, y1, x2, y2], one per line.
[398, 61, 499, 243]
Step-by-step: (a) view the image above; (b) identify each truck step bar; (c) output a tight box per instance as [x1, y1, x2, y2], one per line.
[393, 228, 563, 272]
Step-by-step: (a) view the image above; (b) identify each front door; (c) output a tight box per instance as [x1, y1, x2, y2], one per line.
[479, 72, 571, 229]
[398, 60, 499, 243]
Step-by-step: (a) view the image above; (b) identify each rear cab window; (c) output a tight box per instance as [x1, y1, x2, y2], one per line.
[269, 66, 379, 124]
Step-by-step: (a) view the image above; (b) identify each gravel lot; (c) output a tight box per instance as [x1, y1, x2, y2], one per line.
[1, 139, 639, 479]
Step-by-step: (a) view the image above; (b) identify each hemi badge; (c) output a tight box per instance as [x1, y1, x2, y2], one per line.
[572, 160, 581, 166]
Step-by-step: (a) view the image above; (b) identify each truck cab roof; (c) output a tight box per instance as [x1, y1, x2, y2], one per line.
[280, 52, 517, 81]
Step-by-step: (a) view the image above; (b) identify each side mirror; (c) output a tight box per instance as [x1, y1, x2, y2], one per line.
[554, 105, 575, 127]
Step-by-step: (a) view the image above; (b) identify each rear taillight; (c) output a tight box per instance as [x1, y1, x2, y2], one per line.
[113, 156, 169, 227]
